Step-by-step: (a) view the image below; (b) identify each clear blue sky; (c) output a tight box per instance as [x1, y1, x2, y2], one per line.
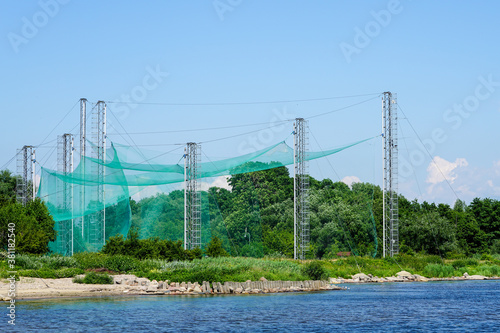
[1, 0, 499, 205]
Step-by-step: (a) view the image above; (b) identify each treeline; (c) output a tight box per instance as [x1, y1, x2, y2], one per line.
[0, 170, 56, 254]
[101, 228, 203, 261]
[1, 166, 499, 259]
[130, 166, 500, 258]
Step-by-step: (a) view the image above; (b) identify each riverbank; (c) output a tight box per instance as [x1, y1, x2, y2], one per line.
[2, 254, 500, 300]
[2, 271, 499, 300]
[330, 271, 499, 283]
[0, 276, 341, 300]
[6, 253, 500, 283]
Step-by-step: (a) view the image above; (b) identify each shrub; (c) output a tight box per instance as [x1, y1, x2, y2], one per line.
[16, 254, 78, 270]
[73, 272, 113, 284]
[302, 261, 328, 280]
[481, 253, 493, 261]
[423, 264, 455, 278]
[103, 255, 140, 272]
[101, 231, 198, 261]
[73, 252, 107, 269]
[491, 240, 500, 255]
[55, 267, 85, 278]
[15, 255, 43, 270]
[100, 234, 125, 256]
[43, 255, 78, 270]
[205, 237, 229, 258]
[19, 269, 56, 279]
[451, 259, 479, 269]
[187, 247, 203, 260]
[472, 264, 500, 277]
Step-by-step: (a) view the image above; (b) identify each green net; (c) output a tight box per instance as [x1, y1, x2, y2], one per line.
[38, 135, 379, 255]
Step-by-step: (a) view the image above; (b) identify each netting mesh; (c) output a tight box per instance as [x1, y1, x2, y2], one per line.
[38, 136, 377, 255]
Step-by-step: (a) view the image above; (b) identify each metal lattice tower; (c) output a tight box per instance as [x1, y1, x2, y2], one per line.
[79, 98, 87, 241]
[80, 98, 87, 158]
[57, 134, 74, 255]
[16, 146, 36, 206]
[383, 92, 399, 257]
[294, 118, 310, 260]
[184, 142, 201, 250]
[87, 100, 106, 251]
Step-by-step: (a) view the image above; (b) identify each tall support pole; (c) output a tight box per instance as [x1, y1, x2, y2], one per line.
[184, 148, 188, 250]
[382, 96, 386, 259]
[102, 102, 106, 246]
[383, 92, 399, 257]
[16, 145, 35, 206]
[293, 118, 310, 260]
[88, 101, 106, 251]
[57, 134, 74, 255]
[31, 149, 36, 201]
[293, 126, 297, 260]
[70, 135, 74, 256]
[80, 98, 87, 240]
[183, 142, 201, 250]
[16, 148, 26, 205]
[80, 98, 87, 159]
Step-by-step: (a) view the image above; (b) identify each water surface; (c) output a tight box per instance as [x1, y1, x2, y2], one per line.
[9, 280, 500, 332]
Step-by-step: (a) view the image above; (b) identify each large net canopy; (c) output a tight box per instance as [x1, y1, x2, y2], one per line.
[38, 135, 379, 255]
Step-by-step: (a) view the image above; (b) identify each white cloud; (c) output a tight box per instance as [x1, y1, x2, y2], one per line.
[341, 175, 361, 188]
[404, 157, 500, 204]
[487, 179, 500, 196]
[200, 176, 232, 191]
[131, 185, 164, 201]
[130, 176, 232, 201]
[494, 160, 500, 176]
[426, 156, 468, 185]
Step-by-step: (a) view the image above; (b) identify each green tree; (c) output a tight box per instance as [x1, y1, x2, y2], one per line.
[0, 199, 56, 254]
[0, 170, 17, 204]
[205, 236, 229, 257]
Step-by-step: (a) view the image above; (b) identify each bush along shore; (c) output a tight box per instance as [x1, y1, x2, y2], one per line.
[1, 254, 499, 300]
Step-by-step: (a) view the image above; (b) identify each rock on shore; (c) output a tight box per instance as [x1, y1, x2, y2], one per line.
[0, 276, 342, 300]
[329, 271, 494, 284]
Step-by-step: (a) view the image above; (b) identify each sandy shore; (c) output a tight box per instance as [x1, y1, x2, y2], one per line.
[0, 276, 146, 300]
[1, 272, 497, 300]
[0, 276, 341, 300]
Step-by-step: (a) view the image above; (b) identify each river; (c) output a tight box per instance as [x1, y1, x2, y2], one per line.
[8, 280, 500, 332]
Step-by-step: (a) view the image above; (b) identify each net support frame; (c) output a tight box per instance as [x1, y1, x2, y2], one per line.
[294, 118, 310, 260]
[57, 134, 74, 256]
[16, 145, 35, 206]
[87, 100, 106, 251]
[382, 92, 399, 257]
[184, 142, 201, 250]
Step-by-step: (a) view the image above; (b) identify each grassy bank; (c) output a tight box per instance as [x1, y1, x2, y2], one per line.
[1, 253, 499, 284]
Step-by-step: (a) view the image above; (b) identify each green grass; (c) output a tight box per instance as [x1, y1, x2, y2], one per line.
[136, 257, 305, 283]
[18, 268, 84, 279]
[1, 253, 499, 283]
[73, 272, 113, 284]
[16, 254, 78, 270]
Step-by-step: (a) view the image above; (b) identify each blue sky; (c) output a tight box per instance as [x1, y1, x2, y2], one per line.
[1, 0, 499, 204]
